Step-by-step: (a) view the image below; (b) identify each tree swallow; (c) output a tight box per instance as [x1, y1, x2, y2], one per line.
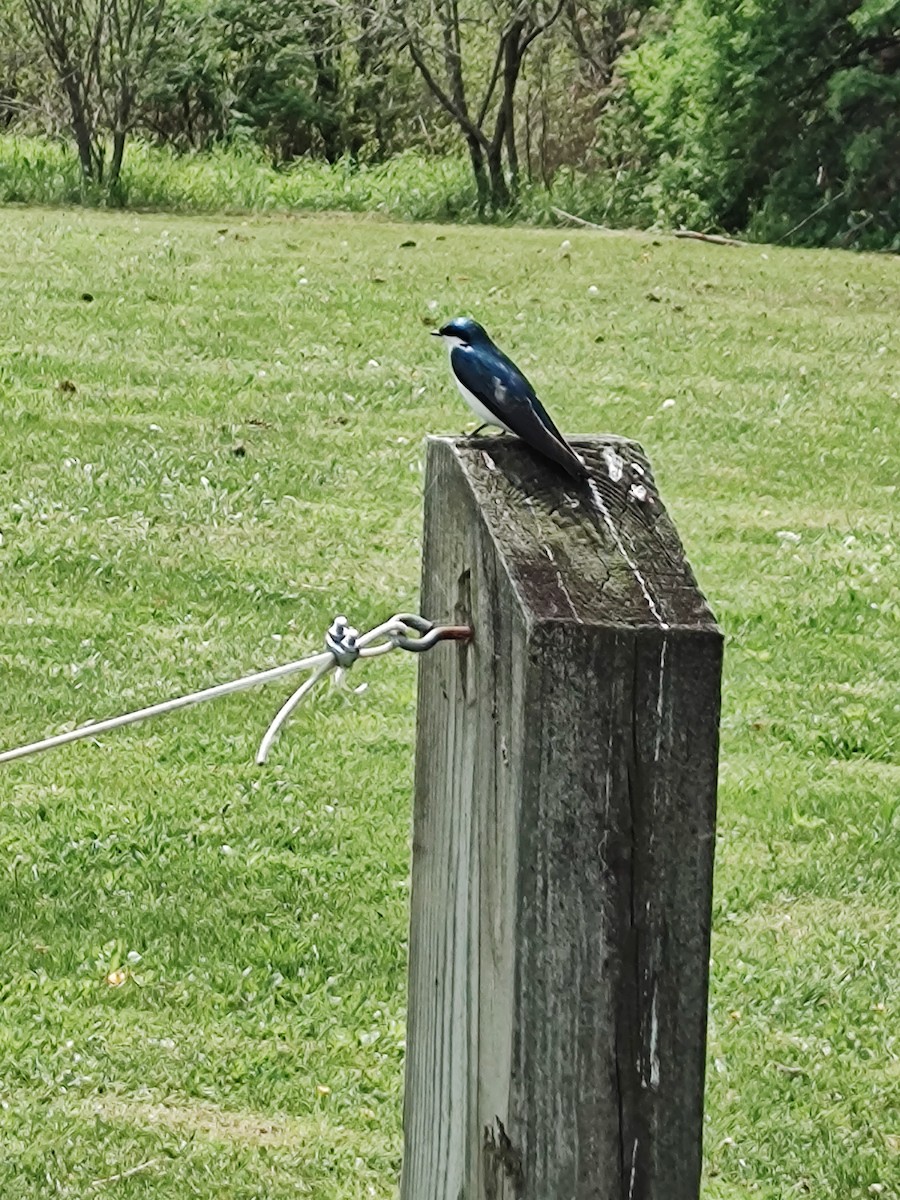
[432, 317, 588, 480]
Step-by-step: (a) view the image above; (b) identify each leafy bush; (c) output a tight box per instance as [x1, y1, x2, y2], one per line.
[623, 0, 900, 248]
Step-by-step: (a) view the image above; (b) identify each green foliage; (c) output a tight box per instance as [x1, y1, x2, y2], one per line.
[0, 207, 897, 1197]
[0, 134, 479, 218]
[0, 131, 654, 226]
[140, 0, 429, 164]
[0, 0, 45, 131]
[3, 0, 900, 246]
[623, 0, 900, 248]
[145, 0, 344, 161]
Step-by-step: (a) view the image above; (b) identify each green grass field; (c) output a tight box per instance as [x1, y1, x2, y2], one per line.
[0, 206, 897, 1198]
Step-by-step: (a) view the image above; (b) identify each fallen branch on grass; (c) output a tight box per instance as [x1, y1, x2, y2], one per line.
[674, 230, 745, 246]
[551, 207, 745, 246]
[550, 206, 608, 231]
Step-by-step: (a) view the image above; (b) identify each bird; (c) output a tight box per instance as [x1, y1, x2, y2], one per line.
[432, 317, 588, 480]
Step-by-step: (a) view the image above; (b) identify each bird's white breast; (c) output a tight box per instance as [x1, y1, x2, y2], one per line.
[454, 376, 510, 431]
[442, 338, 513, 433]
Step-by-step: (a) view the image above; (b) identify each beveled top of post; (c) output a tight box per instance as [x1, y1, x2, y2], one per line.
[426, 434, 720, 632]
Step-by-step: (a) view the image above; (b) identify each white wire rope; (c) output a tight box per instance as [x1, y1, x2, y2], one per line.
[0, 614, 435, 767]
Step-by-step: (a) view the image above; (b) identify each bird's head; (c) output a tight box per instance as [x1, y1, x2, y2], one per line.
[431, 316, 493, 349]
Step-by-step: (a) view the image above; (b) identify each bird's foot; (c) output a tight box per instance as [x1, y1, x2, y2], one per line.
[464, 425, 510, 438]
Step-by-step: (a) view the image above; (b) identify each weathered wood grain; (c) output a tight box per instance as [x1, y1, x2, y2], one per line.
[401, 435, 722, 1200]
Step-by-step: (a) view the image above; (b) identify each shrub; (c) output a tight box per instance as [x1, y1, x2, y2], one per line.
[623, 0, 900, 249]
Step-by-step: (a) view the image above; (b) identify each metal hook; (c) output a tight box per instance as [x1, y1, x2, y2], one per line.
[391, 616, 471, 653]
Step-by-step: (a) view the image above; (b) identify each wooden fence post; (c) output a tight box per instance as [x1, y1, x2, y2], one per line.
[401, 435, 723, 1200]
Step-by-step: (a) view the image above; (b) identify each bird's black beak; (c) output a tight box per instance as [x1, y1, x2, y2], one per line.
[430, 330, 442, 337]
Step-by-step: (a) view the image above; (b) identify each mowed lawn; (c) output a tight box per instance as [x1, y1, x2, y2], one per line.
[0, 206, 897, 1199]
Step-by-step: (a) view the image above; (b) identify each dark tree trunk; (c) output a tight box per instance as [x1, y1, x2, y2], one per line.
[524, 77, 534, 180]
[108, 85, 134, 188]
[486, 137, 510, 211]
[467, 134, 490, 214]
[109, 129, 126, 187]
[505, 116, 520, 197]
[501, 23, 525, 198]
[60, 73, 97, 179]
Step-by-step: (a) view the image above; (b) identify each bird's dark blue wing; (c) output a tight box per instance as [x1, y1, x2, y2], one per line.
[451, 345, 587, 480]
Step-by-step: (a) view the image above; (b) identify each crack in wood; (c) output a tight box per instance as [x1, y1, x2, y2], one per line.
[483, 1116, 525, 1199]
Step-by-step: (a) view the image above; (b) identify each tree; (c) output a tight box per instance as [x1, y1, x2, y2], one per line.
[0, 1, 48, 130]
[625, 0, 900, 246]
[519, 1, 651, 186]
[391, 0, 568, 211]
[138, 0, 424, 163]
[23, 0, 165, 185]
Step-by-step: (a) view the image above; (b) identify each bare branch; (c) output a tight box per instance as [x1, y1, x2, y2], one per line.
[520, 0, 567, 54]
[477, 27, 512, 127]
[400, 15, 487, 147]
